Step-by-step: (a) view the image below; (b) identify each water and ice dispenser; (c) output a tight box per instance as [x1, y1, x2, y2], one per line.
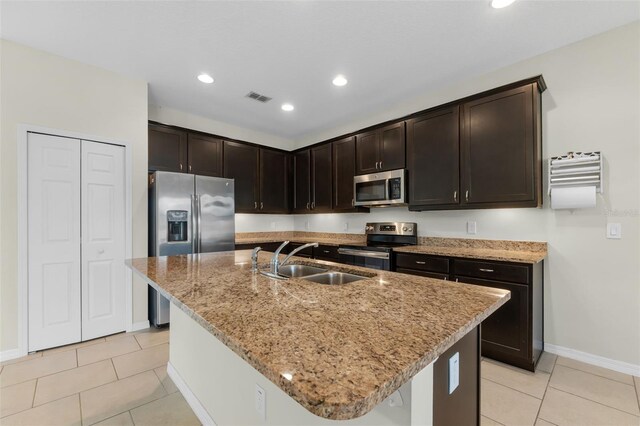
[167, 210, 188, 242]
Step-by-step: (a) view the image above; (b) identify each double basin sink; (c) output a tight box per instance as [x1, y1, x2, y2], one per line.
[277, 264, 366, 285]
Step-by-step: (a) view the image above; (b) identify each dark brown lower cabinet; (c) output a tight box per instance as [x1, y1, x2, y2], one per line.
[394, 253, 543, 371]
[433, 325, 480, 426]
[235, 242, 284, 252]
[454, 259, 543, 371]
[312, 245, 339, 261]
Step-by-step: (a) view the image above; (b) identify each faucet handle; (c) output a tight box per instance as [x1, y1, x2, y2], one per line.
[251, 246, 262, 271]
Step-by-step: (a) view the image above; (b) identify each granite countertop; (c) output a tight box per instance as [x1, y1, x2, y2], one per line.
[235, 233, 547, 264]
[128, 251, 509, 420]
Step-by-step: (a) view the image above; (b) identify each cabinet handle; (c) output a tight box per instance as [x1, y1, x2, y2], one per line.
[323, 250, 330, 254]
[311, 201, 315, 209]
[453, 190, 457, 202]
[254, 201, 258, 209]
[306, 202, 310, 210]
[465, 190, 469, 202]
[189, 165, 192, 172]
[352, 198, 355, 207]
[415, 261, 426, 265]
[180, 163, 183, 171]
[479, 268, 494, 273]
[455, 278, 459, 282]
[260, 202, 264, 210]
[444, 276, 448, 281]
[379, 161, 383, 170]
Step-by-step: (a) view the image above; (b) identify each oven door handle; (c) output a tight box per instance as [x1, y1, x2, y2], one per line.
[338, 248, 390, 260]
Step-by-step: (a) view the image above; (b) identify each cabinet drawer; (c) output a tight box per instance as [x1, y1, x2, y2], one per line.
[395, 253, 449, 274]
[286, 242, 314, 258]
[454, 259, 529, 284]
[313, 245, 339, 260]
[395, 268, 449, 281]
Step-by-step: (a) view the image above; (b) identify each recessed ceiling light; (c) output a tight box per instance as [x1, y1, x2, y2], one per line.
[332, 75, 348, 87]
[197, 73, 214, 84]
[281, 103, 294, 112]
[491, 0, 516, 8]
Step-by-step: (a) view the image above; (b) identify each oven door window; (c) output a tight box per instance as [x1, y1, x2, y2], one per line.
[356, 180, 387, 202]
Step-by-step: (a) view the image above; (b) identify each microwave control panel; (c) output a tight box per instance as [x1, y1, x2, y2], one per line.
[389, 177, 402, 200]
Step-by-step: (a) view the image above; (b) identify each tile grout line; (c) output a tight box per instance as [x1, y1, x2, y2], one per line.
[78, 393, 84, 426]
[555, 362, 636, 386]
[546, 384, 640, 417]
[29, 373, 120, 410]
[482, 414, 506, 425]
[31, 377, 39, 408]
[482, 376, 545, 401]
[534, 365, 554, 424]
[633, 377, 640, 413]
[111, 357, 120, 380]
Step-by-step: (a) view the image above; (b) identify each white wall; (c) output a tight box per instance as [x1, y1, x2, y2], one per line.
[294, 22, 640, 367]
[235, 214, 294, 233]
[0, 40, 149, 353]
[148, 104, 295, 151]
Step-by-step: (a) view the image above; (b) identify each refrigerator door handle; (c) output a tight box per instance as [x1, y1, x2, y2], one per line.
[196, 194, 202, 253]
[191, 194, 198, 253]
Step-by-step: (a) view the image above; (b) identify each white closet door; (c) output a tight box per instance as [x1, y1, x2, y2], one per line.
[28, 133, 82, 351]
[81, 141, 126, 340]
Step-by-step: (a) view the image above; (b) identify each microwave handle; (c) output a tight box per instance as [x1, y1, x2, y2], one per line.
[385, 178, 390, 200]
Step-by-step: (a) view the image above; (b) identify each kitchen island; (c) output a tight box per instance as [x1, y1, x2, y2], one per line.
[128, 250, 510, 425]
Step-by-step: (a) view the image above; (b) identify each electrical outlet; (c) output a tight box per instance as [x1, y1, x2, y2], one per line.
[255, 384, 266, 420]
[449, 352, 459, 394]
[607, 223, 622, 239]
[467, 221, 477, 235]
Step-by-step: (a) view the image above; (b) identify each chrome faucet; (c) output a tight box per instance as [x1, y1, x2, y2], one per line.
[259, 241, 319, 280]
[251, 246, 262, 272]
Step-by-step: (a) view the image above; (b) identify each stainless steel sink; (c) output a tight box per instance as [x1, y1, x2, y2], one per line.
[303, 272, 367, 285]
[278, 264, 328, 278]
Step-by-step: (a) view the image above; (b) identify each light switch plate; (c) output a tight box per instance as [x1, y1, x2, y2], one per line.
[467, 221, 477, 235]
[449, 352, 460, 394]
[607, 223, 622, 239]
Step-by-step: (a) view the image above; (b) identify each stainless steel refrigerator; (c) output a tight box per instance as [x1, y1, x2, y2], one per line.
[148, 171, 235, 326]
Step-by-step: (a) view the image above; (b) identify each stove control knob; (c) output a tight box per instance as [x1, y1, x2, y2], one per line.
[403, 226, 408, 231]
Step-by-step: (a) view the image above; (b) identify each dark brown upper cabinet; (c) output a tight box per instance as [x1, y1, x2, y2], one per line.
[259, 148, 290, 214]
[293, 147, 332, 213]
[187, 133, 223, 177]
[407, 106, 460, 210]
[293, 150, 311, 213]
[355, 121, 406, 175]
[460, 82, 542, 208]
[148, 124, 187, 173]
[311, 145, 332, 212]
[223, 141, 259, 213]
[332, 137, 357, 211]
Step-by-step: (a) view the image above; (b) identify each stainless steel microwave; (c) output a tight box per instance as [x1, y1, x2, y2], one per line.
[354, 169, 406, 207]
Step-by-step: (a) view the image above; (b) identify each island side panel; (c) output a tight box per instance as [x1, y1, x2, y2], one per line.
[168, 303, 418, 425]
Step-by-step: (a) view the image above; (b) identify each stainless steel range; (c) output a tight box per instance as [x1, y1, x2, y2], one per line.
[338, 222, 417, 270]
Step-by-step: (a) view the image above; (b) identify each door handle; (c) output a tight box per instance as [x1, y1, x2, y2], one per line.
[454, 190, 457, 202]
[191, 194, 198, 253]
[196, 195, 202, 253]
[98, 249, 105, 255]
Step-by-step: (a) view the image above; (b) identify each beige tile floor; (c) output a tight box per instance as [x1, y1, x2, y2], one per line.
[1, 329, 639, 426]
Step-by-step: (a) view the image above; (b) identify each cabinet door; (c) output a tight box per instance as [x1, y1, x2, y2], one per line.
[407, 107, 459, 208]
[332, 137, 357, 210]
[148, 124, 187, 173]
[294, 150, 311, 212]
[223, 141, 259, 213]
[456, 276, 530, 362]
[259, 149, 289, 213]
[187, 133, 223, 177]
[311, 144, 332, 211]
[355, 130, 380, 175]
[379, 121, 405, 171]
[461, 84, 536, 206]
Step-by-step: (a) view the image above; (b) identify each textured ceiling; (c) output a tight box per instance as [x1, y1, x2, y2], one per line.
[1, 1, 638, 140]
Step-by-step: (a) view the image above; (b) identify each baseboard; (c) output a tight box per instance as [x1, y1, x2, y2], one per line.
[545, 343, 640, 377]
[0, 349, 21, 363]
[167, 362, 217, 426]
[130, 320, 150, 332]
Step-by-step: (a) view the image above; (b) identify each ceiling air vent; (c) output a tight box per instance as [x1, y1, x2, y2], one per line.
[245, 91, 272, 103]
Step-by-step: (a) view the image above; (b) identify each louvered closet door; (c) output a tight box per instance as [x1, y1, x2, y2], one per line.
[81, 141, 126, 340]
[28, 133, 82, 351]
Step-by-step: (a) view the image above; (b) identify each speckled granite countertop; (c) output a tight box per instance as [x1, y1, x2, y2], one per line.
[236, 233, 547, 263]
[128, 251, 509, 420]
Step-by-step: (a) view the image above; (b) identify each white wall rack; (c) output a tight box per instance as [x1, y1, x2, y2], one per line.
[548, 151, 603, 195]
